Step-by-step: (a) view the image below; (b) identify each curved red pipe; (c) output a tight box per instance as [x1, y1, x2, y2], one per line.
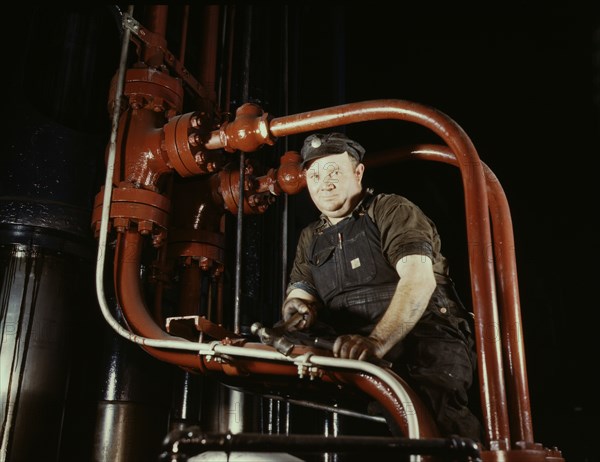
[114, 230, 201, 369]
[331, 370, 440, 438]
[117, 98, 514, 445]
[202, 99, 509, 445]
[114, 229, 436, 438]
[198, 345, 439, 438]
[483, 170, 533, 445]
[366, 144, 533, 444]
[266, 100, 510, 447]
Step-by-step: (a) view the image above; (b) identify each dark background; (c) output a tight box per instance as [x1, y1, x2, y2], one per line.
[284, 7, 599, 461]
[1, 5, 597, 462]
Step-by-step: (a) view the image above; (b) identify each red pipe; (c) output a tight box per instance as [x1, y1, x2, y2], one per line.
[365, 144, 533, 445]
[178, 264, 203, 316]
[198, 346, 439, 438]
[216, 275, 224, 325]
[114, 229, 435, 437]
[206, 99, 509, 447]
[146, 5, 169, 37]
[114, 96, 517, 445]
[484, 162, 534, 446]
[224, 6, 236, 110]
[331, 371, 440, 439]
[115, 230, 430, 435]
[199, 5, 220, 102]
[143, 6, 169, 68]
[114, 230, 201, 369]
[179, 5, 190, 64]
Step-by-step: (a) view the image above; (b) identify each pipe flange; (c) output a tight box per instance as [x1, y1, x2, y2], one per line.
[162, 112, 222, 177]
[91, 186, 171, 246]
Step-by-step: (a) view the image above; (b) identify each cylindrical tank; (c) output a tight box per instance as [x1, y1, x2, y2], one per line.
[0, 238, 97, 462]
[0, 6, 119, 461]
[92, 297, 173, 462]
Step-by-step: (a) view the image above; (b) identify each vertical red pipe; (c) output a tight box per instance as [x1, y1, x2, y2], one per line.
[114, 230, 200, 369]
[178, 264, 203, 316]
[141, 6, 169, 70]
[146, 5, 168, 36]
[365, 144, 534, 444]
[483, 164, 534, 444]
[179, 5, 190, 64]
[224, 7, 236, 110]
[199, 5, 220, 101]
[216, 275, 224, 325]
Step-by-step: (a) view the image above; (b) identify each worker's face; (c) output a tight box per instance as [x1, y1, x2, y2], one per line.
[305, 152, 364, 220]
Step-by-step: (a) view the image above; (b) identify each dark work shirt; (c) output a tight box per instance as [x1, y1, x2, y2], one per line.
[287, 190, 449, 298]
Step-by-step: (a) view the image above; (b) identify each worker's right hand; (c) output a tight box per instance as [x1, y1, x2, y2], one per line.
[281, 297, 317, 331]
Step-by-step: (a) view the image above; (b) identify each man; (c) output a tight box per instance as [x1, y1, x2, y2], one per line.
[281, 132, 482, 441]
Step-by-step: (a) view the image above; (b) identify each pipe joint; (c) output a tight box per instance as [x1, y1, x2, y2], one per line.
[92, 185, 171, 247]
[218, 103, 275, 153]
[163, 111, 223, 177]
[218, 164, 272, 215]
[276, 150, 306, 195]
[108, 67, 184, 116]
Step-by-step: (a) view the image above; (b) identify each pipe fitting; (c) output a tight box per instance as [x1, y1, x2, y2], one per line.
[276, 150, 305, 195]
[108, 67, 184, 116]
[162, 111, 223, 177]
[218, 103, 275, 153]
[218, 165, 269, 215]
[91, 186, 170, 246]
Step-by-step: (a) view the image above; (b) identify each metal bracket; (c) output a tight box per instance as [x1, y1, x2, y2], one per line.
[121, 13, 208, 99]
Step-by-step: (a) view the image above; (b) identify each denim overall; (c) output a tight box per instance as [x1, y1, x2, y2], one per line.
[299, 198, 483, 440]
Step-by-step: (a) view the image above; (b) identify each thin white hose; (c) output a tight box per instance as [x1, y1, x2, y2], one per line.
[93, 8, 421, 456]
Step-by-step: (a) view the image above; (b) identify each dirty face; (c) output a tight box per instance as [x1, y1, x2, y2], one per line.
[304, 152, 364, 222]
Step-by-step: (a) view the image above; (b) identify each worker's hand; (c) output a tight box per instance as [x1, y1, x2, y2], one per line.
[281, 297, 317, 331]
[333, 335, 384, 361]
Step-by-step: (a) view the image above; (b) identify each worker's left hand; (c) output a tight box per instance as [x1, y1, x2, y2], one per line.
[333, 335, 384, 360]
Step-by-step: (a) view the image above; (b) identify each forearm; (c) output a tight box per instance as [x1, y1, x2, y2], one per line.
[369, 255, 436, 357]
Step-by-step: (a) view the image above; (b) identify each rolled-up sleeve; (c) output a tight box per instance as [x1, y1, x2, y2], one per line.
[286, 226, 319, 297]
[370, 194, 436, 267]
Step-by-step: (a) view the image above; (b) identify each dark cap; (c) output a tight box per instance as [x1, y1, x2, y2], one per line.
[300, 132, 365, 168]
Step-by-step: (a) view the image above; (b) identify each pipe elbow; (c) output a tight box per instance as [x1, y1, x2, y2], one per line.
[276, 150, 306, 195]
[219, 103, 276, 153]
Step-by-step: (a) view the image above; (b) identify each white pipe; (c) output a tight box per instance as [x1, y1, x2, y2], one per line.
[93, 8, 421, 457]
[95, 6, 137, 344]
[299, 354, 419, 439]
